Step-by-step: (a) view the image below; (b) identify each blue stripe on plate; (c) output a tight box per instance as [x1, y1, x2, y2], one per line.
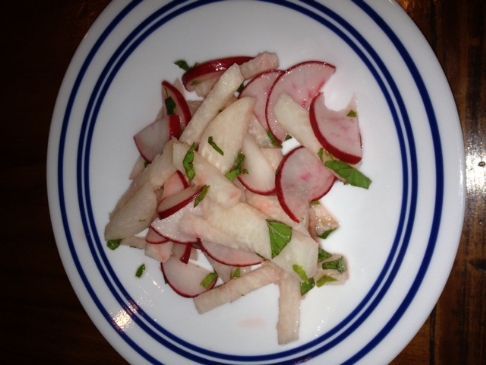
[55, 0, 444, 363]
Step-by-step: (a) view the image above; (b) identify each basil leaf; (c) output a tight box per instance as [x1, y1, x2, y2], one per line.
[165, 96, 176, 115]
[230, 268, 241, 279]
[107, 239, 121, 250]
[318, 248, 332, 262]
[346, 110, 357, 118]
[267, 131, 282, 148]
[300, 278, 315, 295]
[225, 152, 247, 181]
[135, 264, 146, 278]
[194, 185, 209, 207]
[174, 59, 191, 71]
[321, 257, 346, 273]
[208, 136, 224, 155]
[200, 272, 218, 289]
[267, 220, 292, 258]
[183, 143, 197, 181]
[318, 228, 337, 240]
[316, 274, 337, 287]
[324, 160, 371, 189]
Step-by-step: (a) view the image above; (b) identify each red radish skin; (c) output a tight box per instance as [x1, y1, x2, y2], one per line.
[157, 186, 201, 219]
[161, 258, 215, 298]
[133, 117, 170, 162]
[161, 171, 189, 200]
[145, 227, 169, 244]
[276, 147, 335, 223]
[168, 114, 182, 139]
[182, 56, 252, 91]
[240, 70, 283, 130]
[266, 61, 336, 142]
[162, 80, 192, 127]
[200, 239, 263, 267]
[310, 93, 362, 164]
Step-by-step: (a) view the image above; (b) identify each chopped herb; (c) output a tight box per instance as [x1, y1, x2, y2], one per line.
[324, 160, 371, 189]
[317, 148, 325, 162]
[316, 274, 337, 287]
[107, 239, 121, 250]
[300, 278, 315, 295]
[225, 152, 247, 181]
[165, 96, 176, 115]
[194, 185, 209, 207]
[318, 228, 337, 240]
[183, 143, 197, 181]
[267, 131, 282, 148]
[285, 134, 292, 141]
[135, 264, 146, 278]
[208, 136, 224, 155]
[230, 268, 241, 279]
[321, 257, 346, 273]
[144, 160, 150, 168]
[318, 248, 333, 262]
[347, 110, 358, 118]
[237, 82, 245, 94]
[310, 200, 321, 206]
[267, 220, 292, 258]
[200, 272, 218, 289]
[174, 59, 191, 71]
[292, 264, 309, 281]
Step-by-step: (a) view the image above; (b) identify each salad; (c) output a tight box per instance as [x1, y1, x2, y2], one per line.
[104, 52, 371, 345]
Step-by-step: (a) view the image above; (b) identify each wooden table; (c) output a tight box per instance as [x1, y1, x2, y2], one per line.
[5, 1, 483, 364]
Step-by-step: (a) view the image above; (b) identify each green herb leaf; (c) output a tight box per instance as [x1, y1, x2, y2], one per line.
[316, 274, 337, 287]
[318, 148, 324, 162]
[225, 152, 247, 181]
[311, 200, 321, 206]
[324, 160, 371, 189]
[200, 272, 218, 289]
[135, 264, 146, 278]
[194, 185, 209, 207]
[318, 228, 337, 240]
[174, 59, 191, 71]
[285, 134, 292, 141]
[208, 136, 224, 155]
[237, 82, 245, 94]
[346, 110, 358, 118]
[107, 239, 121, 250]
[292, 264, 309, 281]
[267, 131, 282, 148]
[267, 220, 292, 258]
[183, 143, 197, 182]
[144, 160, 150, 168]
[230, 268, 241, 279]
[300, 278, 315, 295]
[318, 248, 333, 262]
[165, 96, 176, 115]
[321, 257, 346, 273]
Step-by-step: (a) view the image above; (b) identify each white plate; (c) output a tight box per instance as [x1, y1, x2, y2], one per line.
[47, 1, 464, 364]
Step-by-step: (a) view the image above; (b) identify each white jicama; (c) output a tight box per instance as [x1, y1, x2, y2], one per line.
[145, 242, 173, 263]
[120, 236, 147, 249]
[194, 263, 281, 313]
[247, 114, 275, 148]
[105, 183, 157, 240]
[172, 141, 242, 208]
[180, 64, 244, 145]
[277, 271, 301, 345]
[260, 148, 283, 171]
[240, 52, 279, 79]
[199, 97, 255, 174]
[274, 93, 323, 155]
[309, 202, 340, 239]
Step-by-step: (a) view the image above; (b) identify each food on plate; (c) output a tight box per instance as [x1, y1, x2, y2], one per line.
[104, 52, 371, 344]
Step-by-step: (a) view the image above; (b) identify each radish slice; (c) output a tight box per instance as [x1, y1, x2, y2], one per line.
[157, 185, 201, 219]
[248, 114, 274, 148]
[194, 263, 281, 313]
[134, 139, 176, 189]
[161, 171, 189, 200]
[266, 61, 335, 142]
[260, 148, 283, 171]
[276, 147, 335, 223]
[205, 256, 235, 283]
[162, 80, 192, 128]
[240, 52, 279, 80]
[161, 258, 215, 298]
[240, 70, 283, 129]
[129, 156, 146, 180]
[145, 242, 173, 263]
[172, 243, 196, 264]
[133, 116, 170, 162]
[310, 93, 362, 164]
[145, 227, 169, 244]
[200, 239, 262, 267]
[181, 56, 252, 92]
[168, 114, 182, 139]
[238, 134, 276, 195]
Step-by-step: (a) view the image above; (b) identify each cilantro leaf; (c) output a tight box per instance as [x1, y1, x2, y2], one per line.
[194, 185, 209, 207]
[267, 220, 292, 258]
[225, 152, 247, 181]
[208, 136, 224, 155]
[267, 131, 282, 148]
[174, 59, 191, 71]
[324, 160, 371, 189]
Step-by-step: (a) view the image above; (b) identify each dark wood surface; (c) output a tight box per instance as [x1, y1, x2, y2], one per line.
[4, 1, 484, 364]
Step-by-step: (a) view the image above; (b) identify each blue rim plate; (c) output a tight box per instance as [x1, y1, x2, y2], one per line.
[47, 1, 465, 364]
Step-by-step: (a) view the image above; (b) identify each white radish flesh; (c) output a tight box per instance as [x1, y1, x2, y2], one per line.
[129, 156, 146, 180]
[260, 148, 283, 171]
[162, 80, 192, 128]
[308, 203, 340, 239]
[161, 257, 215, 298]
[199, 97, 255, 174]
[172, 243, 198, 263]
[266, 61, 335, 142]
[274, 93, 322, 154]
[120, 236, 147, 249]
[240, 52, 279, 80]
[133, 116, 170, 162]
[194, 263, 281, 313]
[157, 185, 201, 219]
[200, 239, 262, 267]
[276, 147, 335, 223]
[248, 114, 275, 148]
[277, 272, 301, 345]
[145, 227, 169, 244]
[310, 93, 362, 164]
[145, 242, 173, 263]
[161, 171, 188, 200]
[238, 134, 276, 195]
